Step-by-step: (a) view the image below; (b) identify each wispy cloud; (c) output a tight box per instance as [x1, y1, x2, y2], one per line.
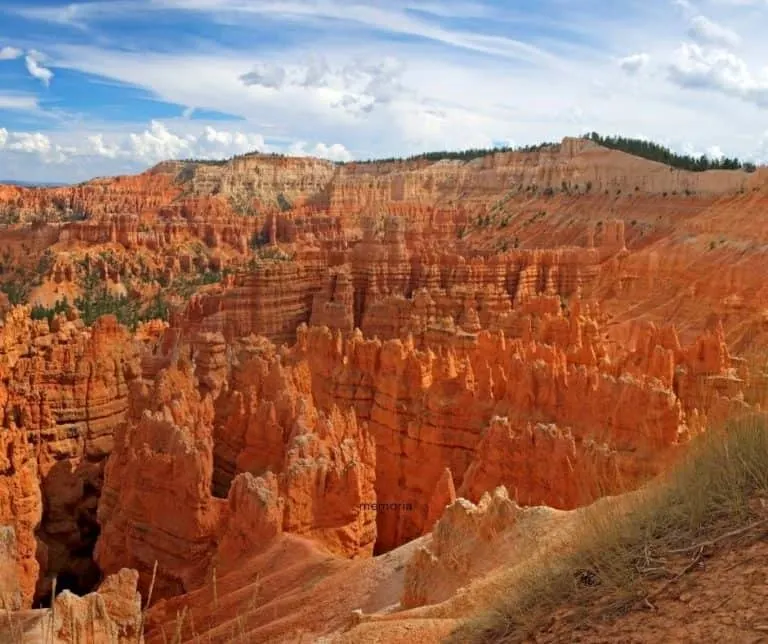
[24, 50, 54, 86]
[14, 0, 560, 65]
[688, 15, 741, 49]
[0, 94, 39, 110]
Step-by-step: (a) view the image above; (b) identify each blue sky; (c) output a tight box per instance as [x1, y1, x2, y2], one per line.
[1, 0, 768, 182]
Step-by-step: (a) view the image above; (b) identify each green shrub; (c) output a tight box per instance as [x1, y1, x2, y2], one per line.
[30, 298, 72, 325]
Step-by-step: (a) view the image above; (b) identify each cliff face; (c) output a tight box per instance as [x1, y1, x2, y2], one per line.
[0, 170, 181, 225]
[181, 155, 336, 208]
[0, 426, 42, 608]
[0, 309, 140, 605]
[325, 139, 750, 226]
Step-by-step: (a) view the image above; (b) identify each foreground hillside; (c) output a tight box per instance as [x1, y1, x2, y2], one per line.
[0, 136, 766, 642]
[4, 416, 767, 642]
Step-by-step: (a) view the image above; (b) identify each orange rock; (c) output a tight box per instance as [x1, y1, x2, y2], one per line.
[52, 568, 143, 643]
[0, 427, 42, 608]
[424, 468, 456, 533]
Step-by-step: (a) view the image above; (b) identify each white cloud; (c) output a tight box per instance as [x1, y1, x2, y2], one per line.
[239, 55, 408, 115]
[25, 53, 54, 86]
[240, 62, 288, 89]
[87, 134, 120, 159]
[287, 141, 352, 161]
[668, 42, 768, 107]
[0, 119, 349, 178]
[0, 46, 23, 61]
[707, 144, 725, 159]
[688, 15, 741, 49]
[128, 120, 196, 162]
[1, 131, 53, 155]
[0, 94, 39, 111]
[618, 52, 650, 75]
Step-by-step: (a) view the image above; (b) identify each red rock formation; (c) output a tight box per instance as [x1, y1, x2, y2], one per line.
[402, 486, 522, 608]
[0, 308, 140, 605]
[51, 568, 143, 643]
[424, 468, 457, 533]
[96, 344, 377, 601]
[0, 427, 42, 608]
[457, 417, 619, 508]
[178, 258, 328, 344]
[96, 361, 221, 599]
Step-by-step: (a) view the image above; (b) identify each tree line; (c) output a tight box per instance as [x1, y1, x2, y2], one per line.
[585, 132, 757, 173]
[173, 133, 758, 173]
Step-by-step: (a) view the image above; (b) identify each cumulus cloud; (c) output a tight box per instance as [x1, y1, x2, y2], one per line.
[0, 130, 53, 154]
[668, 43, 768, 107]
[25, 51, 54, 86]
[86, 134, 120, 159]
[287, 141, 353, 162]
[688, 16, 741, 49]
[0, 46, 23, 61]
[239, 55, 408, 115]
[128, 120, 197, 162]
[618, 52, 650, 75]
[0, 120, 350, 172]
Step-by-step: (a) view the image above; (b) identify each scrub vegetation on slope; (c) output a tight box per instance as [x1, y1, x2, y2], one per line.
[454, 413, 768, 643]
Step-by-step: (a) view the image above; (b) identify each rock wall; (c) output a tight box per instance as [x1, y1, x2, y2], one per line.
[0, 308, 140, 605]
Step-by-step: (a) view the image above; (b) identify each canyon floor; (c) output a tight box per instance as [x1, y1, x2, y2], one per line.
[0, 137, 767, 642]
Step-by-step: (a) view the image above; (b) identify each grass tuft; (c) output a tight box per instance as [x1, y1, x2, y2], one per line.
[452, 413, 768, 643]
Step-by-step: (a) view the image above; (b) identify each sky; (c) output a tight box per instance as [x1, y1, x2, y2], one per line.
[1, 0, 768, 183]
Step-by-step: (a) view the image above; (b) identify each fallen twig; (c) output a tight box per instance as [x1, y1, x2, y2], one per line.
[666, 519, 768, 554]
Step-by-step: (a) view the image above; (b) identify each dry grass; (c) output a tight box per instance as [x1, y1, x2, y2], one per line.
[452, 412, 768, 643]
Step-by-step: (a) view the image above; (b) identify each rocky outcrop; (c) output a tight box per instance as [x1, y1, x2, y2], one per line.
[96, 346, 378, 602]
[51, 568, 143, 643]
[0, 308, 141, 605]
[95, 360, 221, 599]
[402, 486, 524, 608]
[0, 428, 42, 609]
[0, 170, 180, 225]
[458, 417, 619, 508]
[179, 258, 328, 344]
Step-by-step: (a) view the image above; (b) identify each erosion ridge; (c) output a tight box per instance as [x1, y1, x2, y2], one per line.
[0, 135, 766, 642]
